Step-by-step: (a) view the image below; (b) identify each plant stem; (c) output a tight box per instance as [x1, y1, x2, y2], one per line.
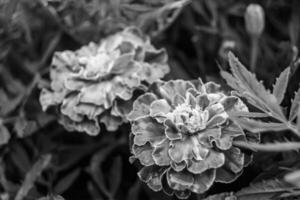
[250, 36, 259, 72]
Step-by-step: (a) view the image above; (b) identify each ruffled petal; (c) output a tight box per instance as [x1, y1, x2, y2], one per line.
[138, 166, 167, 192]
[132, 117, 165, 146]
[159, 80, 194, 103]
[164, 119, 182, 140]
[59, 115, 100, 136]
[100, 114, 123, 131]
[169, 136, 209, 163]
[191, 169, 216, 193]
[60, 95, 83, 122]
[187, 150, 225, 174]
[215, 147, 245, 183]
[39, 89, 64, 111]
[220, 96, 239, 111]
[215, 121, 244, 150]
[167, 169, 194, 191]
[152, 139, 172, 166]
[196, 94, 210, 110]
[132, 143, 155, 166]
[204, 82, 221, 93]
[127, 93, 158, 120]
[172, 94, 185, 107]
[150, 99, 172, 117]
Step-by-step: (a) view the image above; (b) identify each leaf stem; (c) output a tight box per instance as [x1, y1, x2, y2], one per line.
[250, 36, 259, 72]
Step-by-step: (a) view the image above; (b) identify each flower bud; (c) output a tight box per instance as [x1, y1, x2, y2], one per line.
[245, 4, 265, 37]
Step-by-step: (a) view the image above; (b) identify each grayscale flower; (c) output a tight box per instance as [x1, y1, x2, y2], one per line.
[40, 27, 169, 135]
[128, 79, 254, 199]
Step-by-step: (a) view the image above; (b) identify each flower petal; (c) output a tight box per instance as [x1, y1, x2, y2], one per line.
[164, 119, 182, 140]
[138, 166, 167, 192]
[172, 94, 185, 107]
[100, 114, 123, 131]
[127, 93, 157, 121]
[215, 121, 244, 150]
[220, 96, 238, 111]
[191, 169, 216, 193]
[196, 94, 210, 110]
[61, 95, 83, 122]
[204, 82, 221, 93]
[152, 139, 172, 166]
[132, 117, 165, 146]
[59, 115, 100, 136]
[215, 147, 245, 183]
[167, 169, 194, 191]
[169, 136, 209, 163]
[206, 112, 228, 128]
[159, 80, 194, 103]
[132, 143, 155, 166]
[150, 99, 172, 117]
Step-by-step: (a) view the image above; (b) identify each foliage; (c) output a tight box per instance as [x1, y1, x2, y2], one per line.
[0, 0, 300, 200]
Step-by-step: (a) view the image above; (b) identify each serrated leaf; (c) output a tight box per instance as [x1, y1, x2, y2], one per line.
[203, 192, 237, 200]
[297, 107, 300, 132]
[233, 141, 300, 152]
[235, 179, 295, 200]
[54, 168, 81, 194]
[229, 111, 269, 118]
[222, 53, 285, 120]
[285, 170, 300, 188]
[233, 118, 287, 133]
[15, 154, 52, 200]
[0, 124, 10, 145]
[272, 67, 290, 104]
[290, 88, 300, 121]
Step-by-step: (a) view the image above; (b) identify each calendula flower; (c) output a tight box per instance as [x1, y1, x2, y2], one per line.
[40, 27, 169, 135]
[128, 79, 255, 199]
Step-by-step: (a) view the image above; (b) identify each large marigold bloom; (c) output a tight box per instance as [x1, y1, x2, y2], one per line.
[128, 79, 255, 199]
[39, 27, 169, 135]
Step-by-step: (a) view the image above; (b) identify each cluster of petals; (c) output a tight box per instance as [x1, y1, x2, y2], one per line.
[128, 79, 254, 199]
[40, 27, 169, 135]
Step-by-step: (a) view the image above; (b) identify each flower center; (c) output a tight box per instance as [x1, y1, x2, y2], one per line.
[168, 103, 209, 134]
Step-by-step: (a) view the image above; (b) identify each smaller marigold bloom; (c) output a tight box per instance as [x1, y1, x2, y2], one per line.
[128, 79, 256, 199]
[245, 4, 265, 37]
[40, 27, 169, 135]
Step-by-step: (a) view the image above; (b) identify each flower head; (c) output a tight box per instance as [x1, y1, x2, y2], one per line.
[245, 4, 265, 37]
[128, 79, 254, 199]
[40, 27, 169, 135]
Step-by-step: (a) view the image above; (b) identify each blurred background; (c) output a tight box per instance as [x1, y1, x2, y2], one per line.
[0, 0, 300, 199]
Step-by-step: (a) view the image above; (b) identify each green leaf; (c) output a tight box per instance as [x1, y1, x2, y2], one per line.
[272, 67, 290, 104]
[203, 192, 236, 200]
[235, 179, 296, 200]
[233, 118, 287, 133]
[285, 170, 300, 188]
[297, 107, 300, 132]
[108, 156, 122, 196]
[222, 52, 285, 120]
[0, 124, 10, 145]
[290, 88, 300, 121]
[15, 154, 52, 200]
[233, 141, 300, 152]
[229, 111, 269, 118]
[54, 168, 81, 194]
[37, 195, 65, 200]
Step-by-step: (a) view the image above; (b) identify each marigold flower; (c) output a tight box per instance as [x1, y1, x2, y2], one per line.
[40, 27, 169, 135]
[128, 79, 255, 199]
[245, 4, 265, 37]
